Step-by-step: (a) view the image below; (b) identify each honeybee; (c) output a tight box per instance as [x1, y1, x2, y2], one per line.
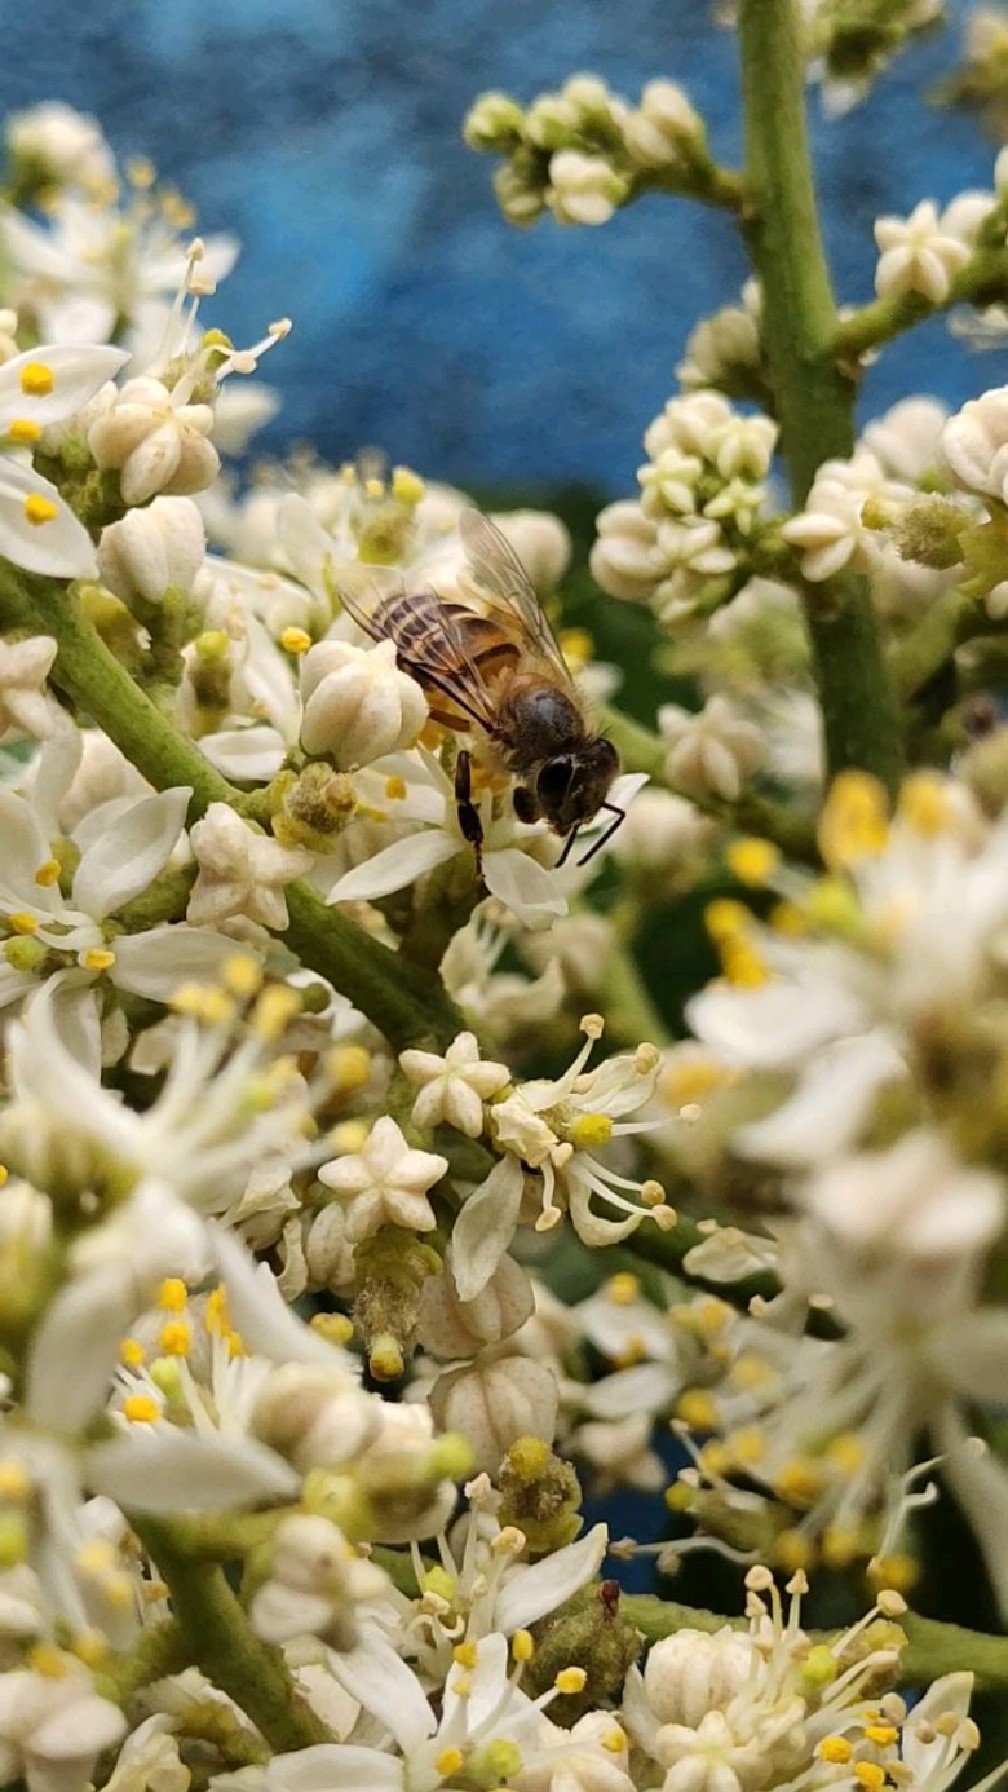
[333, 508, 624, 870]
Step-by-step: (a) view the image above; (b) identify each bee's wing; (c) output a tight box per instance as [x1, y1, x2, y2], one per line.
[330, 560, 499, 733]
[458, 508, 576, 689]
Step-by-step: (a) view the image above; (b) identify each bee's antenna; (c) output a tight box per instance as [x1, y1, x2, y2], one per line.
[577, 803, 625, 867]
[557, 828, 579, 867]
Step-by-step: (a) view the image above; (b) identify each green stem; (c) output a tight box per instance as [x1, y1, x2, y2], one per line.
[834, 248, 1008, 360]
[889, 587, 991, 700]
[2, 566, 463, 1051]
[96, 1618, 190, 1704]
[130, 1514, 332, 1750]
[596, 935, 671, 1049]
[737, 0, 903, 794]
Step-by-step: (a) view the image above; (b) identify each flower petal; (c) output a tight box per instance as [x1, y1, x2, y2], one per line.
[112, 925, 240, 1000]
[450, 1156, 525, 1302]
[85, 1428, 298, 1511]
[325, 830, 456, 903]
[0, 457, 98, 577]
[25, 1267, 133, 1435]
[72, 786, 191, 919]
[328, 1628, 436, 1752]
[482, 847, 567, 924]
[495, 1522, 608, 1633]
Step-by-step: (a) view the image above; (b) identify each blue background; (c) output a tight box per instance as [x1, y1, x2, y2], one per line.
[3, 1, 1005, 494]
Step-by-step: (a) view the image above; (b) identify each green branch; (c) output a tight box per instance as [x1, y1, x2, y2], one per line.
[130, 1514, 331, 1751]
[737, 0, 903, 795]
[834, 247, 1008, 361]
[889, 586, 993, 701]
[0, 565, 463, 1051]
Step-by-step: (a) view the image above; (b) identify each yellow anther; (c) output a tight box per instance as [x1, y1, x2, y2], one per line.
[865, 1725, 899, 1748]
[727, 1427, 766, 1467]
[452, 1672, 472, 1698]
[704, 897, 751, 942]
[726, 837, 780, 888]
[158, 1278, 188, 1313]
[675, 1390, 718, 1431]
[558, 626, 593, 667]
[363, 476, 385, 499]
[658, 1055, 727, 1110]
[822, 1525, 861, 1569]
[818, 1737, 854, 1765]
[453, 1640, 479, 1670]
[554, 1666, 587, 1695]
[602, 1727, 626, 1754]
[694, 1296, 731, 1336]
[205, 1285, 230, 1335]
[570, 1112, 613, 1150]
[369, 1335, 404, 1382]
[169, 982, 235, 1026]
[23, 494, 59, 527]
[33, 859, 61, 888]
[225, 1327, 246, 1359]
[826, 1432, 865, 1474]
[119, 1338, 146, 1369]
[144, 1579, 169, 1604]
[435, 1748, 465, 1777]
[876, 1588, 908, 1618]
[819, 770, 889, 870]
[27, 1643, 71, 1679]
[384, 774, 407, 800]
[122, 1393, 161, 1424]
[699, 1441, 732, 1478]
[310, 1311, 355, 1345]
[0, 1167, 6, 1189]
[80, 947, 116, 972]
[72, 1627, 109, 1669]
[867, 1553, 918, 1594]
[512, 1628, 534, 1663]
[158, 1320, 192, 1357]
[280, 626, 312, 655]
[803, 1644, 839, 1689]
[250, 984, 301, 1042]
[898, 771, 949, 838]
[7, 418, 43, 445]
[802, 875, 862, 934]
[391, 465, 425, 504]
[769, 899, 807, 936]
[640, 1180, 667, 1209]
[774, 1459, 825, 1507]
[20, 361, 54, 397]
[328, 1117, 369, 1154]
[774, 1529, 813, 1574]
[0, 1462, 30, 1501]
[507, 1436, 550, 1478]
[328, 1044, 372, 1094]
[854, 1763, 886, 1791]
[605, 1272, 640, 1306]
[720, 938, 769, 988]
[665, 1479, 695, 1512]
[126, 155, 156, 188]
[8, 912, 39, 935]
[222, 953, 264, 998]
[75, 1539, 117, 1576]
[421, 1565, 457, 1604]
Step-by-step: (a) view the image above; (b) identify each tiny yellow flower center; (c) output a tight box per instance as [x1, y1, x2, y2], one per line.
[512, 1628, 534, 1663]
[23, 493, 58, 528]
[20, 361, 55, 397]
[554, 1666, 587, 1695]
[570, 1111, 613, 1149]
[7, 418, 43, 445]
[122, 1393, 161, 1424]
[80, 946, 116, 972]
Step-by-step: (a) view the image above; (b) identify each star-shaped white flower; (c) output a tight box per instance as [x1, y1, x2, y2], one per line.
[399, 1031, 510, 1137]
[317, 1115, 448, 1242]
[874, 200, 971, 305]
[188, 803, 312, 931]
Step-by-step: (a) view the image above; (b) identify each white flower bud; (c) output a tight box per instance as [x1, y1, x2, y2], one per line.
[623, 80, 703, 168]
[525, 93, 582, 149]
[644, 391, 734, 461]
[713, 415, 778, 481]
[941, 190, 997, 245]
[609, 788, 713, 870]
[430, 1345, 559, 1472]
[522, 913, 614, 993]
[7, 102, 114, 193]
[491, 508, 571, 589]
[643, 1628, 754, 1726]
[463, 91, 526, 150]
[416, 1252, 535, 1360]
[494, 162, 546, 226]
[659, 695, 767, 802]
[98, 496, 206, 605]
[304, 1202, 354, 1292]
[300, 636, 428, 768]
[253, 1365, 380, 1468]
[547, 151, 629, 226]
[874, 201, 971, 305]
[88, 377, 220, 506]
[251, 1513, 388, 1650]
[943, 386, 1008, 501]
[591, 501, 665, 602]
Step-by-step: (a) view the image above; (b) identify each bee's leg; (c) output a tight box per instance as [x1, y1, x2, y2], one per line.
[454, 749, 484, 877]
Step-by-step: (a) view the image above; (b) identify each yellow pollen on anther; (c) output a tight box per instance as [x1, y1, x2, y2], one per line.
[558, 626, 593, 668]
[774, 1458, 825, 1506]
[658, 1055, 727, 1110]
[119, 1338, 146, 1369]
[704, 897, 751, 942]
[865, 1725, 899, 1748]
[726, 836, 780, 887]
[169, 982, 235, 1026]
[867, 1552, 919, 1594]
[675, 1390, 718, 1431]
[570, 1111, 613, 1149]
[819, 770, 889, 870]
[310, 1312, 355, 1345]
[512, 1628, 534, 1663]
[27, 1643, 71, 1679]
[822, 1525, 861, 1569]
[126, 156, 156, 188]
[453, 1640, 479, 1670]
[205, 1285, 230, 1335]
[80, 947, 116, 972]
[72, 1627, 110, 1668]
[898, 771, 949, 838]
[222, 953, 263, 998]
[328, 1044, 372, 1093]
[435, 1748, 465, 1777]
[0, 1462, 30, 1501]
[555, 1666, 587, 1695]
[23, 494, 58, 527]
[384, 774, 407, 800]
[33, 859, 61, 888]
[774, 1529, 813, 1574]
[605, 1272, 640, 1306]
[391, 465, 425, 504]
[280, 626, 312, 655]
[8, 912, 38, 935]
[602, 1728, 626, 1755]
[158, 1320, 192, 1357]
[158, 1278, 188, 1313]
[251, 985, 301, 1042]
[854, 1763, 886, 1791]
[7, 418, 43, 445]
[122, 1394, 161, 1424]
[818, 1737, 854, 1765]
[0, 1168, 7, 1190]
[827, 1432, 866, 1474]
[20, 362, 54, 397]
[720, 938, 769, 988]
[769, 899, 807, 936]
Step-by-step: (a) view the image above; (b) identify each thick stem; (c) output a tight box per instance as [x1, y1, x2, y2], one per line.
[130, 1515, 331, 1750]
[3, 566, 463, 1050]
[834, 248, 1008, 359]
[737, 0, 903, 793]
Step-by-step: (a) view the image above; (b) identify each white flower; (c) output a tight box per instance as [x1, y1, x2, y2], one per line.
[781, 480, 869, 581]
[861, 397, 950, 483]
[317, 1114, 448, 1241]
[416, 1251, 535, 1359]
[874, 200, 971, 304]
[97, 495, 206, 604]
[623, 79, 703, 168]
[100, 1716, 188, 1792]
[88, 373, 220, 506]
[299, 636, 428, 768]
[678, 284, 762, 392]
[6, 102, 115, 196]
[0, 1657, 126, 1792]
[659, 695, 767, 801]
[591, 501, 667, 603]
[641, 1628, 754, 1730]
[399, 1031, 510, 1137]
[188, 804, 312, 931]
[547, 151, 629, 225]
[568, 1410, 665, 1492]
[0, 636, 58, 741]
[608, 789, 712, 870]
[250, 1513, 389, 1649]
[943, 384, 1008, 501]
[430, 1344, 559, 1471]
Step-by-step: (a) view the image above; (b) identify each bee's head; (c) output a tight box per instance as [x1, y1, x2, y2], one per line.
[536, 735, 619, 835]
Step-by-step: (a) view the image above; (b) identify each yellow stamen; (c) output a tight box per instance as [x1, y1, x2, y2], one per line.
[558, 626, 593, 668]
[726, 836, 780, 888]
[822, 1525, 862, 1569]
[72, 1628, 110, 1668]
[803, 1644, 839, 1689]
[854, 1764, 886, 1791]
[865, 1725, 899, 1748]
[8, 912, 39, 935]
[280, 626, 312, 655]
[33, 859, 61, 888]
[512, 1628, 534, 1662]
[119, 1338, 146, 1369]
[310, 1312, 355, 1345]
[158, 1278, 188, 1312]
[570, 1111, 613, 1149]
[20, 361, 54, 397]
[80, 947, 115, 972]
[205, 1285, 230, 1335]
[384, 774, 407, 800]
[774, 1529, 813, 1574]
[818, 1737, 854, 1765]
[867, 1552, 919, 1594]
[602, 1727, 626, 1754]
[158, 1320, 191, 1357]
[704, 897, 750, 942]
[727, 1426, 766, 1467]
[769, 899, 807, 936]
[826, 1432, 866, 1474]
[7, 418, 43, 445]
[453, 1640, 479, 1669]
[122, 1394, 161, 1424]
[898, 770, 949, 838]
[774, 1458, 825, 1506]
[658, 1055, 728, 1110]
[169, 982, 235, 1026]
[23, 493, 58, 527]
[126, 155, 156, 188]
[665, 1480, 694, 1512]
[675, 1389, 718, 1431]
[435, 1748, 465, 1777]
[328, 1044, 372, 1094]
[391, 465, 425, 504]
[222, 953, 264, 998]
[720, 938, 769, 987]
[818, 770, 889, 870]
[0, 1462, 30, 1501]
[250, 985, 301, 1041]
[27, 1643, 70, 1679]
[554, 1666, 587, 1695]
[605, 1272, 640, 1306]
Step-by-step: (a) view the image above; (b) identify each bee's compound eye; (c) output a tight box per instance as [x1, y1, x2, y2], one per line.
[537, 756, 574, 806]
